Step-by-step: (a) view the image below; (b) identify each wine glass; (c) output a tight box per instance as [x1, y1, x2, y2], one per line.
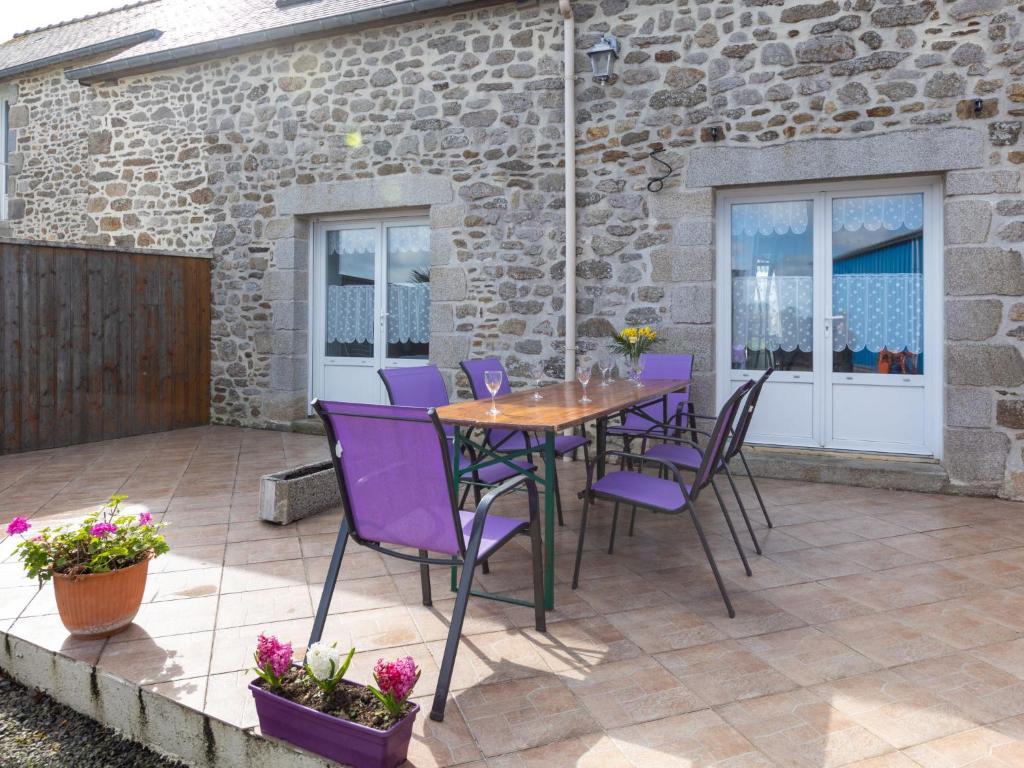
[632, 356, 646, 387]
[530, 363, 544, 400]
[598, 356, 613, 386]
[577, 363, 592, 403]
[484, 370, 503, 415]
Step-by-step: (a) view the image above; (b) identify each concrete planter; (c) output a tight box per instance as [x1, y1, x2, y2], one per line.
[259, 462, 340, 525]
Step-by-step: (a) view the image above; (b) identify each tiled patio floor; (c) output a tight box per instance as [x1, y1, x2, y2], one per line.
[3, 426, 1024, 767]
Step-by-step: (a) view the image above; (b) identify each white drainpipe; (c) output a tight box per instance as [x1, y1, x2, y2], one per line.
[559, 0, 577, 382]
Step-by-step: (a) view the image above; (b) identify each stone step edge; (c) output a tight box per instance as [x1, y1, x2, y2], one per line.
[0, 630, 334, 768]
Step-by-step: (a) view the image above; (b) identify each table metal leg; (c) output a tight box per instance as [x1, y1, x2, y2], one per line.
[451, 426, 462, 593]
[543, 430, 556, 611]
[596, 417, 607, 481]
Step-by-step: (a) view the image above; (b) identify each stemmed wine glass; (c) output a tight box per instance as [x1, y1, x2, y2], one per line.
[530, 363, 544, 400]
[598, 356, 613, 387]
[484, 370, 503, 415]
[577, 362, 592, 403]
[631, 356, 646, 387]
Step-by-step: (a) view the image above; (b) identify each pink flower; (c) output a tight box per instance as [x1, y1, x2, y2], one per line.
[138, 512, 153, 526]
[31, 535, 44, 542]
[89, 522, 118, 538]
[6, 518, 30, 536]
[256, 634, 293, 678]
[373, 656, 419, 703]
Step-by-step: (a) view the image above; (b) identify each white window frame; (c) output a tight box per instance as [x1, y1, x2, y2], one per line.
[307, 209, 432, 411]
[715, 176, 944, 459]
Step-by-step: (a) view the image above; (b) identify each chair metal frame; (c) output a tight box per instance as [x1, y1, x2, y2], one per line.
[571, 380, 754, 618]
[310, 399, 546, 722]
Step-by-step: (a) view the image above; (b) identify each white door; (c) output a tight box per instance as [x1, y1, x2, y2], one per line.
[311, 217, 431, 405]
[717, 180, 942, 457]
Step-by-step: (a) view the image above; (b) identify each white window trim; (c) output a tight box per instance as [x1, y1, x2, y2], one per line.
[714, 176, 944, 459]
[307, 210, 432, 411]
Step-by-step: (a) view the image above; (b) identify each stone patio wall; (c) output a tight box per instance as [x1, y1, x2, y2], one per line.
[2, 0, 1023, 496]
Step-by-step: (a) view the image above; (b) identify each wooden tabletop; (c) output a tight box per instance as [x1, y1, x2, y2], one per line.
[435, 378, 690, 432]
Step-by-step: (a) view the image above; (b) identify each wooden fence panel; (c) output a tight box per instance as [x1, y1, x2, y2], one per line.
[0, 240, 211, 454]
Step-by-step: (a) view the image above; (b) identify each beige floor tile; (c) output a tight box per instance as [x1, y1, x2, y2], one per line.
[425, 629, 551, 691]
[454, 674, 601, 758]
[761, 581, 874, 625]
[840, 754, 923, 768]
[604, 604, 727, 654]
[146, 676, 208, 711]
[571, 574, 674, 615]
[204, 669, 259, 728]
[717, 687, 892, 768]
[656, 639, 799, 706]
[739, 626, 882, 686]
[144, 567, 222, 602]
[691, 590, 807, 640]
[903, 722, 1024, 767]
[216, 585, 313, 629]
[560, 655, 707, 729]
[485, 733, 632, 768]
[406, 694, 483, 768]
[944, 548, 1024, 590]
[223, 537, 302, 566]
[894, 652, 1024, 724]
[209, 616, 314, 674]
[608, 708, 774, 768]
[973, 637, 1024, 679]
[110, 595, 219, 642]
[813, 670, 981, 749]
[0, 584, 42, 619]
[895, 599, 1020, 650]
[99, 631, 213, 685]
[821, 613, 956, 668]
[781, 521, 866, 547]
[7, 612, 107, 664]
[522, 616, 642, 673]
[309, 573, 405, 613]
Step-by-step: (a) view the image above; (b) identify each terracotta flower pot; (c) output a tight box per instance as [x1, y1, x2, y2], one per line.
[52, 555, 151, 638]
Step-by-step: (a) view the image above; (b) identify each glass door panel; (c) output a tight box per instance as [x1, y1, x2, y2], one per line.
[730, 200, 814, 372]
[385, 224, 431, 361]
[325, 228, 377, 359]
[828, 192, 928, 452]
[729, 199, 816, 446]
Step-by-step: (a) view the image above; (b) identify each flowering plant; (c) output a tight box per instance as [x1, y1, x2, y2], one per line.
[368, 656, 421, 717]
[610, 326, 659, 362]
[254, 634, 294, 690]
[304, 641, 355, 695]
[6, 495, 169, 585]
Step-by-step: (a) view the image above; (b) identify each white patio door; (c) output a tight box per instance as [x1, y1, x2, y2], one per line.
[311, 217, 431, 405]
[717, 179, 942, 457]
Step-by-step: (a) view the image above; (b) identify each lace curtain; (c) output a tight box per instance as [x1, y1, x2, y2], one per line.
[327, 284, 430, 345]
[732, 274, 923, 354]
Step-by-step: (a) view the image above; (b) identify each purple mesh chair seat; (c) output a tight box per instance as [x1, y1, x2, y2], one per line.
[590, 471, 692, 512]
[457, 510, 525, 558]
[643, 442, 719, 470]
[310, 400, 546, 723]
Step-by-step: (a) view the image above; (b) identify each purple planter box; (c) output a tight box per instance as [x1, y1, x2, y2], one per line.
[249, 680, 419, 768]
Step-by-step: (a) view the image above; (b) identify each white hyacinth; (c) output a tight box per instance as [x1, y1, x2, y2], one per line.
[305, 642, 342, 683]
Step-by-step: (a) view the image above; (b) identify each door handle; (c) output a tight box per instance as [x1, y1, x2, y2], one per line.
[826, 315, 844, 321]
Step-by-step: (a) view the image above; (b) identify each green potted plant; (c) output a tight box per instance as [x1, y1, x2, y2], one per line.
[5, 495, 169, 638]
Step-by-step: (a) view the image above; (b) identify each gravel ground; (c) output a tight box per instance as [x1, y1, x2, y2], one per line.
[0, 669, 188, 768]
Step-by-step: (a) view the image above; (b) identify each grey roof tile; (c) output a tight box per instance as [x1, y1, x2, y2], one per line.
[0, 0, 452, 81]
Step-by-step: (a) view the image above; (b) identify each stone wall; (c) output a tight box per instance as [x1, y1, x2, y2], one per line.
[2, 0, 1023, 497]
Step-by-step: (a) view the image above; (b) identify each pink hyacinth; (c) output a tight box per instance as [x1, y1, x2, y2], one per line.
[89, 522, 118, 538]
[256, 634, 293, 678]
[138, 512, 153, 527]
[373, 656, 419, 702]
[5, 518, 30, 536]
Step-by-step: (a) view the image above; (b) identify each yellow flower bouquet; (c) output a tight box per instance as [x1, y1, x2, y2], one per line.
[610, 326, 659, 363]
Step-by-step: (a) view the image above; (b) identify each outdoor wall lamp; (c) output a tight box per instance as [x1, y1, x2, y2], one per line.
[586, 34, 620, 82]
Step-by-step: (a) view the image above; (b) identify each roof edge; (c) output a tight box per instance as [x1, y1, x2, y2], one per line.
[0, 29, 163, 83]
[66, 0, 477, 84]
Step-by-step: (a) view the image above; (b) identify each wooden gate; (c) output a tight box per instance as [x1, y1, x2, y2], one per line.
[0, 239, 211, 453]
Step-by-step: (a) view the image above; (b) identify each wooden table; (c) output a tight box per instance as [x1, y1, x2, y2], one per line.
[436, 377, 690, 610]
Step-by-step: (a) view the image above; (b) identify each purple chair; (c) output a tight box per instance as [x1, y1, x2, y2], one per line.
[571, 380, 755, 618]
[607, 353, 695, 445]
[379, 365, 535, 508]
[311, 400, 545, 722]
[460, 357, 590, 527]
[642, 369, 775, 538]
